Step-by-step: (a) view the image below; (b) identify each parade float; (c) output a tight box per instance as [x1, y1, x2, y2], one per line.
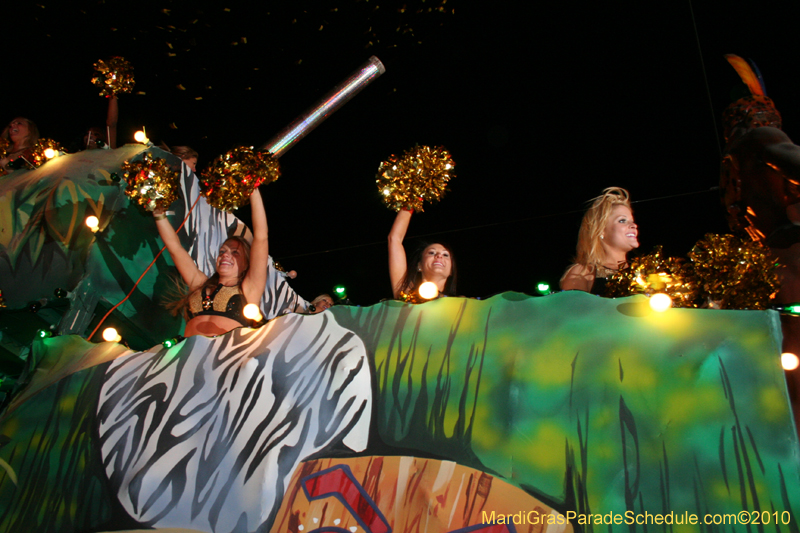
[0, 57, 798, 533]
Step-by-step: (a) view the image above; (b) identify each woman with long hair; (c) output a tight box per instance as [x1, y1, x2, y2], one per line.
[154, 187, 268, 336]
[560, 187, 638, 294]
[388, 209, 457, 301]
[1, 117, 39, 175]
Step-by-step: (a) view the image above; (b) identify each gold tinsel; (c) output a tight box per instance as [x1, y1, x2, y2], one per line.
[399, 290, 425, 304]
[606, 246, 698, 307]
[0, 136, 9, 159]
[688, 233, 779, 310]
[377, 145, 455, 212]
[199, 146, 279, 211]
[28, 139, 65, 168]
[92, 57, 135, 98]
[121, 153, 180, 212]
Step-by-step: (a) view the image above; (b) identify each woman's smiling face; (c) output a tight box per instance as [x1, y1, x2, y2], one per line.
[602, 205, 638, 254]
[418, 243, 452, 280]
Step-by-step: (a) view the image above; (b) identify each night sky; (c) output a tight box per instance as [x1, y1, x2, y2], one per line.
[7, 1, 800, 305]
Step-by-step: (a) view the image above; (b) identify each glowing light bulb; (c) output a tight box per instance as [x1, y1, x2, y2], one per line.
[782, 352, 800, 371]
[85, 215, 100, 232]
[536, 282, 550, 295]
[649, 292, 672, 312]
[44, 148, 57, 159]
[383, 188, 390, 196]
[102, 327, 122, 343]
[418, 281, 439, 300]
[134, 130, 149, 143]
[334, 285, 347, 299]
[243, 303, 263, 322]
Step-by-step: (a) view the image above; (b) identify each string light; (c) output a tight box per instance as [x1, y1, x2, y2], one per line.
[773, 303, 800, 315]
[418, 281, 439, 300]
[102, 327, 122, 343]
[161, 336, 183, 349]
[536, 282, 551, 295]
[782, 352, 800, 371]
[43, 148, 57, 159]
[243, 303, 263, 322]
[134, 128, 149, 144]
[334, 285, 347, 300]
[36, 329, 53, 339]
[649, 292, 672, 312]
[85, 215, 100, 232]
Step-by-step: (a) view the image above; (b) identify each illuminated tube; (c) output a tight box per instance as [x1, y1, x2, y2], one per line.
[262, 56, 385, 158]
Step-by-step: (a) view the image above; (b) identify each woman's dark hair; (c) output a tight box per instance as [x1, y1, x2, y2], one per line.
[400, 241, 458, 297]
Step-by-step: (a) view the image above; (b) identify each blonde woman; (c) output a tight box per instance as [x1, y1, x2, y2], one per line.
[560, 187, 638, 294]
[1, 117, 39, 175]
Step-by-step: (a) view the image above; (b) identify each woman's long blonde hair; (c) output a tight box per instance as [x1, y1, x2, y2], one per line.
[574, 187, 632, 269]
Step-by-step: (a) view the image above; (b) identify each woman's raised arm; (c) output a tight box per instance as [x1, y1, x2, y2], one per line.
[388, 209, 412, 299]
[242, 188, 269, 303]
[154, 208, 206, 290]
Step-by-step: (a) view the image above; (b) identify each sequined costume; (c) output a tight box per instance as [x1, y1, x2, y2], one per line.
[188, 283, 250, 326]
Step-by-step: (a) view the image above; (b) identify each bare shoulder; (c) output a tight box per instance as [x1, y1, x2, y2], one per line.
[560, 264, 594, 292]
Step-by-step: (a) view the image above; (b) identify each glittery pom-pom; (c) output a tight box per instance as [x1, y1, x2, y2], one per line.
[377, 145, 455, 212]
[91, 57, 135, 98]
[121, 153, 181, 212]
[606, 246, 698, 307]
[689, 233, 779, 309]
[199, 146, 279, 212]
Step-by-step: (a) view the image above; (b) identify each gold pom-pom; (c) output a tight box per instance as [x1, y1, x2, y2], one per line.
[121, 153, 181, 212]
[377, 145, 455, 212]
[91, 57, 135, 98]
[28, 139, 65, 168]
[606, 246, 698, 307]
[199, 146, 279, 211]
[688, 233, 779, 309]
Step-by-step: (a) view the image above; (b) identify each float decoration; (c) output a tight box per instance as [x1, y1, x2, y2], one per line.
[606, 245, 698, 307]
[689, 233, 779, 309]
[0, 136, 9, 159]
[121, 153, 180, 212]
[377, 145, 455, 212]
[91, 57, 135, 98]
[199, 146, 279, 211]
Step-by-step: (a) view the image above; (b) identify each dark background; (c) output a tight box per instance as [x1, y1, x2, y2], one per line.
[6, 0, 800, 305]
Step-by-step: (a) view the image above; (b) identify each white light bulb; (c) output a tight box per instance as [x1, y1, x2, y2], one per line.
[85, 216, 100, 232]
[649, 293, 672, 312]
[102, 327, 122, 343]
[418, 281, 439, 300]
[243, 303, 263, 322]
[782, 352, 800, 371]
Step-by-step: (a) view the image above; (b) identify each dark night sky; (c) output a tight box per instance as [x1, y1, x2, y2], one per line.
[7, 1, 800, 305]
